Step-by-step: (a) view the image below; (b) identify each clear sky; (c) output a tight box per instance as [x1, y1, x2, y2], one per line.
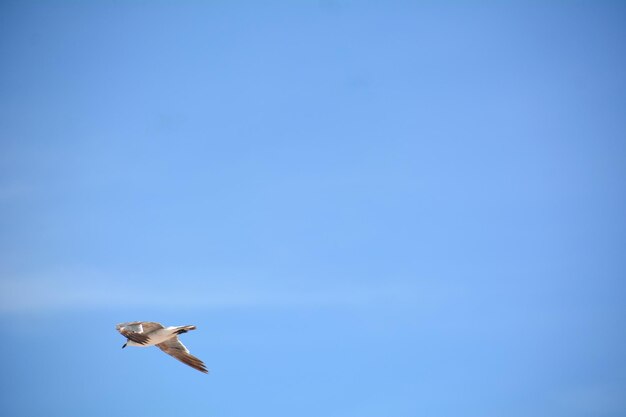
[1, 1, 625, 416]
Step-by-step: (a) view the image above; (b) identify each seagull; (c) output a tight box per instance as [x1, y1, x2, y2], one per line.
[116, 321, 208, 373]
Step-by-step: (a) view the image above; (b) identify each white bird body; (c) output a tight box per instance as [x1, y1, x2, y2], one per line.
[116, 321, 208, 373]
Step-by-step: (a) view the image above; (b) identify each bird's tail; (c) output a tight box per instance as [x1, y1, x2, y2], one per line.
[175, 325, 197, 335]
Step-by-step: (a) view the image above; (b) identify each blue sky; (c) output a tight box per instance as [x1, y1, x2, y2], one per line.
[1, 1, 625, 416]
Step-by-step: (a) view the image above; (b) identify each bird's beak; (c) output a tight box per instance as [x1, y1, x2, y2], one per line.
[122, 343, 127, 349]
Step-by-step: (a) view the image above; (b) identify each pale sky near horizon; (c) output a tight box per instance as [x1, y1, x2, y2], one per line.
[1, 1, 626, 416]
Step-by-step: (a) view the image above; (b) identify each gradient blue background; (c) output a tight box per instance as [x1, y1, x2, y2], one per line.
[1, 1, 625, 416]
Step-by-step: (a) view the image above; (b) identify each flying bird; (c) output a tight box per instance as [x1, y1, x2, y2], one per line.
[116, 321, 208, 373]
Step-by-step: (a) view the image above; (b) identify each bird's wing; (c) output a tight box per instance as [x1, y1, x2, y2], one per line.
[138, 322, 164, 334]
[156, 336, 208, 373]
[116, 322, 143, 332]
[116, 322, 151, 345]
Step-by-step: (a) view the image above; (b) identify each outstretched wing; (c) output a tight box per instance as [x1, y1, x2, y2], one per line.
[156, 337, 208, 374]
[137, 322, 164, 334]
